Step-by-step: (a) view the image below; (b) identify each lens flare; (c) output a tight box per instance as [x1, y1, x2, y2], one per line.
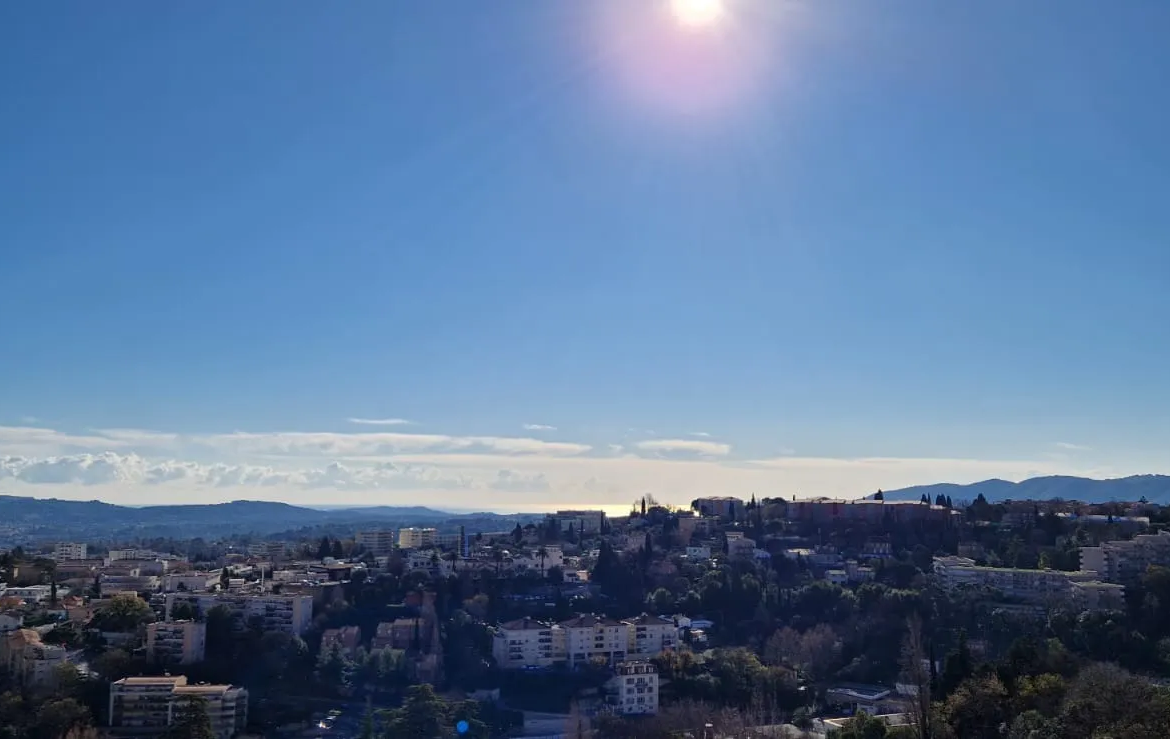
[670, 0, 724, 27]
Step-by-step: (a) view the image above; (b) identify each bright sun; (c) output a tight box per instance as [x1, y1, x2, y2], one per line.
[670, 0, 724, 27]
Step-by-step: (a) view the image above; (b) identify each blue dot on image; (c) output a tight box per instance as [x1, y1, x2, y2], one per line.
[456, 720, 470, 734]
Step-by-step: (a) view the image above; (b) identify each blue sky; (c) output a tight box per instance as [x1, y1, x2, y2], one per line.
[1, 0, 1167, 509]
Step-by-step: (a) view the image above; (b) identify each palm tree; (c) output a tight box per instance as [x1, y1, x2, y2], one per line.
[537, 547, 548, 577]
[493, 547, 504, 577]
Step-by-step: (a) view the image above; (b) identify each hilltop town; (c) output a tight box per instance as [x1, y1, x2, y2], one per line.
[4, 492, 1170, 737]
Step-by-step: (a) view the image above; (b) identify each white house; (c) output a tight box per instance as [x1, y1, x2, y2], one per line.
[610, 661, 659, 715]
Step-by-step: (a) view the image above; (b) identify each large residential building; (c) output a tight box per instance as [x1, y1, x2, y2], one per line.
[246, 541, 287, 560]
[164, 593, 314, 635]
[2, 586, 53, 604]
[0, 629, 66, 688]
[560, 614, 628, 666]
[107, 549, 161, 563]
[1080, 531, 1170, 584]
[933, 556, 1124, 611]
[53, 542, 88, 561]
[610, 662, 659, 715]
[548, 510, 607, 535]
[356, 529, 397, 557]
[625, 614, 677, 657]
[398, 528, 438, 549]
[108, 676, 247, 739]
[146, 620, 207, 665]
[492, 617, 558, 669]
[789, 499, 959, 526]
[691, 497, 744, 520]
[492, 613, 680, 669]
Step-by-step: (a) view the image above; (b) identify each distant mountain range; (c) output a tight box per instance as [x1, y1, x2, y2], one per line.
[881, 475, 1170, 505]
[0, 495, 534, 544]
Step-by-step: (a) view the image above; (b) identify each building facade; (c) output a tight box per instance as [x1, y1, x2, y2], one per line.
[146, 620, 207, 665]
[492, 613, 681, 669]
[611, 661, 659, 715]
[356, 529, 397, 557]
[164, 593, 314, 635]
[108, 676, 247, 739]
[548, 510, 607, 535]
[53, 542, 88, 561]
[0, 629, 66, 688]
[625, 614, 677, 657]
[321, 625, 362, 657]
[691, 497, 744, 519]
[1080, 531, 1170, 584]
[398, 528, 438, 549]
[789, 499, 958, 526]
[491, 617, 558, 668]
[933, 556, 1124, 610]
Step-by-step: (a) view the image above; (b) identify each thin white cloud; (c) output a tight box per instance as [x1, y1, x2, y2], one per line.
[690, 432, 712, 438]
[522, 424, 557, 431]
[1052, 442, 1092, 452]
[0, 453, 474, 491]
[489, 470, 552, 493]
[347, 418, 415, 426]
[0, 424, 1153, 511]
[636, 439, 732, 456]
[84, 428, 592, 458]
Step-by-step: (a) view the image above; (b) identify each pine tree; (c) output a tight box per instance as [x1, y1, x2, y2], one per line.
[165, 696, 215, 739]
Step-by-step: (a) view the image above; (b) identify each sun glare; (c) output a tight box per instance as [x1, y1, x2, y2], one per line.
[670, 0, 724, 28]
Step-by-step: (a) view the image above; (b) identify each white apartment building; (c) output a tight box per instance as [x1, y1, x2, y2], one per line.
[356, 529, 397, 557]
[147, 620, 207, 665]
[493, 613, 680, 670]
[54, 542, 88, 561]
[3, 585, 53, 604]
[611, 661, 659, 715]
[0, 629, 66, 688]
[398, 527, 438, 549]
[107, 549, 160, 563]
[109, 676, 247, 739]
[164, 592, 314, 635]
[492, 617, 558, 668]
[933, 556, 1123, 610]
[559, 614, 627, 666]
[1080, 531, 1170, 583]
[404, 549, 454, 577]
[625, 614, 677, 657]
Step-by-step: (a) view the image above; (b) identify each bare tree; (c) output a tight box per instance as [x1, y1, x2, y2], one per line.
[901, 613, 933, 739]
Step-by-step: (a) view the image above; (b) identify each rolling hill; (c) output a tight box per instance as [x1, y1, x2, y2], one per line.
[881, 474, 1170, 504]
